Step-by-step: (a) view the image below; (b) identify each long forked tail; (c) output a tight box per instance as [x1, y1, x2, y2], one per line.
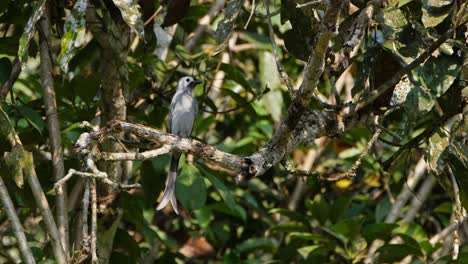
[156, 153, 181, 214]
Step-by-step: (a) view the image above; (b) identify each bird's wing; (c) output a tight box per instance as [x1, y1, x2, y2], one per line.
[193, 96, 198, 118]
[168, 93, 178, 133]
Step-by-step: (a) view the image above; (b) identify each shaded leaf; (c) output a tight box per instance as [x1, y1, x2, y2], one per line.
[176, 164, 207, 210]
[18, 0, 46, 64]
[16, 105, 45, 134]
[377, 244, 422, 262]
[416, 54, 462, 97]
[362, 223, 399, 242]
[0, 57, 12, 84]
[236, 237, 277, 253]
[220, 63, 252, 91]
[202, 168, 246, 221]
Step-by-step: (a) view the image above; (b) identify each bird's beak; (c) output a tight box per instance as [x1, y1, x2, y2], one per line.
[190, 79, 202, 89]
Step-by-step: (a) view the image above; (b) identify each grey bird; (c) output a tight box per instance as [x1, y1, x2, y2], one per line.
[156, 76, 201, 214]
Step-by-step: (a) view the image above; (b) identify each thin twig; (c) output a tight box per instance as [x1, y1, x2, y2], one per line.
[296, 0, 325, 9]
[144, 7, 162, 26]
[265, 0, 295, 97]
[202, 86, 269, 114]
[324, 125, 382, 181]
[0, 176, 36, 264]
[54, 166, 141, 190]
[448, 165, 461, 260]
[90, 178, 98, 263]
[95, 145, 171, 160]
[244, 0, 256, 29]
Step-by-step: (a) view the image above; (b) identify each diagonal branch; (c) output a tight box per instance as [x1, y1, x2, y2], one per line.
[0, 176, 36, 264]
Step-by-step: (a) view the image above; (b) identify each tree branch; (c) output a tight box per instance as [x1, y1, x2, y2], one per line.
[38, 5, 69, 254]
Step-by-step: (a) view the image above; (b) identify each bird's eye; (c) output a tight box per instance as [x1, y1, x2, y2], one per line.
[185, 78, 190, 83]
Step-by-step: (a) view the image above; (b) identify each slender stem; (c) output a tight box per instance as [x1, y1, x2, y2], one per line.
[38, 5, 69, 254]
[90, 179, 98, 263]
[265, 0, 295, 96]
[0, 176, 36, 264]
[24, 157, 67, 264]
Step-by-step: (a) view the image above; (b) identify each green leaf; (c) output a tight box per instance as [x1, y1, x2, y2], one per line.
[58, 0, 88, 73]
[0, 57, 12, 84]
[377, 244, 422, 262]
[69, 73, 100, 103]
[236, 237, 277, 253]
[375, 196, 391, 223]
[112, 229, 141, 260]
[428, 130, 450, 175]
[331, 217, 364, 244]
[376, 6, 407, 39]
[18, 0, 46, 64]
[297, 245, 321, 259]
[270, 222, 309, 233]
[281, 0, 318, 61]
[269, 208, 311, 228]
[289, 232, 332, 243]
[176, 164, 207, 210]
[16, 105, 45, 134]
[0, 37, 20, 56]
[220, 63, 252, 91]
[112, 0, 145, 39]
[174, 45, 206, 63]
[416, 55, 462, 97]
[362, 223, 399, 242]
[221, 88, 256, 116]
[201, 168, 246, 221]
[421, 0, 453, 28]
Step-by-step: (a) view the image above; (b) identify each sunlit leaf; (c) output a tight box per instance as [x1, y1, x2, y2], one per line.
[297, 245, 321, 259]
[58, 0, 88, 73]
[112, 0, 145, 39]
[215, 0, 244, 43]
[18, 0, 46, 64]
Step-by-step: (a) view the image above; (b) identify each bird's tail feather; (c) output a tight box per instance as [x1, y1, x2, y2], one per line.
[156, 153, 180, 214]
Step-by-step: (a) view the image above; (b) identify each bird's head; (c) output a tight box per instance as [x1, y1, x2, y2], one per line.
[177, 76, 202, 92]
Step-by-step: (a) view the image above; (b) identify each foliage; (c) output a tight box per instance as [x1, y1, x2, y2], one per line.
[0, 0, 466, 263]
